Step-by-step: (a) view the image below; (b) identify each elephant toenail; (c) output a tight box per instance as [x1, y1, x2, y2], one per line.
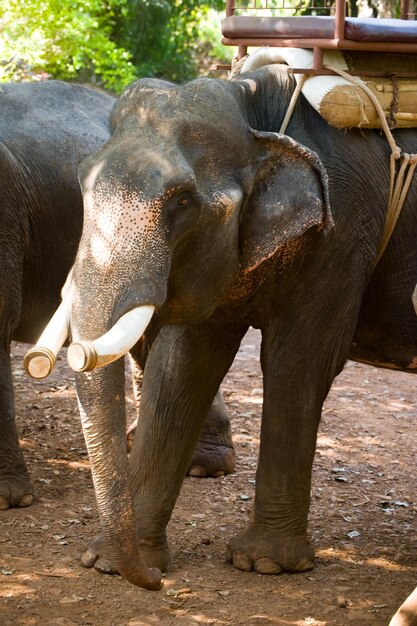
[233, 551, 253, 572]
[254, 557, 283, 575]
[188, 465, 208, 477]
[293, 558, 314, 572]
[18, 494, 33, 507]
[95, 557, 117, 574]
[0, 496, 10, 510]
[81, 548, 97, 568]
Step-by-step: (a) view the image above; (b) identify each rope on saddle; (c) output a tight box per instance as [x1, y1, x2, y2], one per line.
[279, 66, 417, 263]
[326, 66, 417, 263]
[388, 74, 399, 130]
[279, 74, 308, 135]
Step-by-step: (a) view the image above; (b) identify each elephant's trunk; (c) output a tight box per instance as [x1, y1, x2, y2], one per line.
[67, 305, 154, 372]
[76, 359, 162, 590]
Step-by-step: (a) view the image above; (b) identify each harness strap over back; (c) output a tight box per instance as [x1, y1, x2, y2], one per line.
[271, 60, 417, 263]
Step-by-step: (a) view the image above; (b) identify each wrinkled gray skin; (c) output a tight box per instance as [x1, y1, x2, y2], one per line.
[0, 81, 114, 510]
[126, 351, 235, 478]
[70, 65, 417, 588]
[0, 81, 232, 512]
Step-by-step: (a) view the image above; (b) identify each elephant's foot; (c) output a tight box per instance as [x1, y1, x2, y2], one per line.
[0, 465, 33, 510]
[226, 526, 314, 574]
[81, 533, 169, 575]
[188, 433, 236, 478]
[189, 390, 236, 477]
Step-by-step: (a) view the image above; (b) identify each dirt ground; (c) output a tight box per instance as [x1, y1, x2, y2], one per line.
[1, 328, 416, 626]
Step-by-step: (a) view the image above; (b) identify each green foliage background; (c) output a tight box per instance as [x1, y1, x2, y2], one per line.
[0, 0, 405, 93]
[0, 0, 231, 93]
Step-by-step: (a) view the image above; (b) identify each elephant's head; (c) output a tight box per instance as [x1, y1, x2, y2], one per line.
[55, 75, 333, 588]
[70, 76, 332, 368]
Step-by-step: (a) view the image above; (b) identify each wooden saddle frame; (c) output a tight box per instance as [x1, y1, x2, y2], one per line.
[221, 0, 417, 76]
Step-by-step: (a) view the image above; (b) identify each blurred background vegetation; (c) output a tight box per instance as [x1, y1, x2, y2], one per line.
[0, 0, 233, 92]
[0, 0, 407, 93]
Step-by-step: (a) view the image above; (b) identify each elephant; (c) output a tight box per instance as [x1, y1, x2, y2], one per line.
[0, 80, 115, 509]
[54, 63, 416, 590]
[2, 80, 234, 511]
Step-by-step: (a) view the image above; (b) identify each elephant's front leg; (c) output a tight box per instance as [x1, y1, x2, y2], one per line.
[227, 321, 343, 575]
[128, 344, 236, 478]
[83, 320, 246, 574]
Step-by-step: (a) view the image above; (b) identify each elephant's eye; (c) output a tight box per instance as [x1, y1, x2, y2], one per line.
[165, 188, 201, 236]
[176, 192, 194, 208]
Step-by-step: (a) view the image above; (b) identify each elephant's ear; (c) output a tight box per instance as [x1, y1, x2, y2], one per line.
[240, 130, 333, 273]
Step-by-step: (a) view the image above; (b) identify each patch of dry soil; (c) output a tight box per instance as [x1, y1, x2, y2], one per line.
[1, 329, 416, 626]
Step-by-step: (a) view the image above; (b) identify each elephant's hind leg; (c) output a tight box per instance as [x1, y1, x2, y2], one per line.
[188, 389, 236, 478]
[128, 352, 236, 478]
[0, 345, 33, 509]
[0, 235, 33, 509]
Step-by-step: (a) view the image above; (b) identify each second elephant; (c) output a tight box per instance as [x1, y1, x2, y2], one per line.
[0, 81, 114, 509]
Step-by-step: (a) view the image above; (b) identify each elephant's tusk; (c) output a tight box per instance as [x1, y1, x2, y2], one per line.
[67, 305, 155, 372]
[24, 301, 69, 379]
